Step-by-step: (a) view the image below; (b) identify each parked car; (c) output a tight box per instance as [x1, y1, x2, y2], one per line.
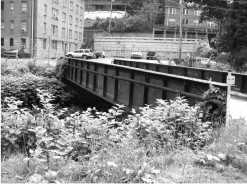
[146, 51, 157, 60]
[2, 49, 31, 59]
[131, 50, 142, 59]
[66, 49, 94, 59]
[94, 51, 106, 58]
[196, 57, 216, 66]
[2, 49, 19, 58]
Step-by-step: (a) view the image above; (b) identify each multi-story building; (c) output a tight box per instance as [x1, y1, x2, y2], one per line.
[153, 0, 217, 41]
[85, 0, 129, 11]
[1, 0, 85, 58]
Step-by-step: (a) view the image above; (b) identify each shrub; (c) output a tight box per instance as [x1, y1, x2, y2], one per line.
[1, 73, 77, 109]
[54, 58, 68, 80]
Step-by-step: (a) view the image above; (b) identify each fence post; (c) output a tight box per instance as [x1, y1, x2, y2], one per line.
[226, 71, 235, 128]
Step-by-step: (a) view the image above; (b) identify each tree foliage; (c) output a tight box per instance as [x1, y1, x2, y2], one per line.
[90, 0, 162, 33]
[185, 0, 247, 66]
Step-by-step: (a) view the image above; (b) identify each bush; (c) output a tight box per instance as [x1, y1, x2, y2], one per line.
[1, 73, 77, 109]
[54, 58, 68, 80]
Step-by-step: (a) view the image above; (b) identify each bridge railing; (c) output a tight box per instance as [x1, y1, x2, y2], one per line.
[64, 58, 227, 109]
[113, 59, 247, 94]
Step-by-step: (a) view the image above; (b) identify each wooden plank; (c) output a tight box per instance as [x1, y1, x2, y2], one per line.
[82, 61, 87, 86]
[106, 66, 115, 100]
[166, 78, 185, 100]
[132, 72, 145, 108]
[117, 68, 131, 106]
[97, 64, 105, 95]
[147, 75, 163, 105]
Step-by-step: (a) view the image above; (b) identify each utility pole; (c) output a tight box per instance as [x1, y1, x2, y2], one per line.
[178, 0, 183, 62]
[66, 0, 70, 54]
[31, 0, 34, 59]
[109, 0, 113, 35]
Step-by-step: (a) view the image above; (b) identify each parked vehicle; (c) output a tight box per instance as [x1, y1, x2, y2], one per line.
[196, 57, 216, 66]
[1, 49, 31, 59]
[66, 49, 94, 59]
[2, 49, 19, 58]
[146, 51, 157, 60]
[94, 51, 106, 58]
[131, 50, 142, 59]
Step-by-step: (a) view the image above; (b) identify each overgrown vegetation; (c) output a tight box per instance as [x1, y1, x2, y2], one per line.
[1, 58, 247, 183]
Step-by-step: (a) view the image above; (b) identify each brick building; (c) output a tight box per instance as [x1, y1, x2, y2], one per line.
[153, 0, 217, 41]
[1, 0, 85, 58]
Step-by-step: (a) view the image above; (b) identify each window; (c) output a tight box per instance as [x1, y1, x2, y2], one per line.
[10, 38, 14, 46]
[1, 38, 4, 46]
[10, 21, 14, 29]
[168, 8, 176, 14]
[21, 2, 27, 13]
[52, 0, 58, 3]
[1, 1, 4, 10]
[70, 1, 73, 11]
[194, 10, 201, 16]
[51, 25, 58, 35]
[21, 21, 27, 32]
[79, 32, 82, 41]
[207, 21, 215, 27]
[62, 12, 66, 22]
[52, 8, 58, 19]
[80, 19, 82, 27]
[51, 40, 58, 50]
[168, 19, 175, 25]
[75, 18, 78, 27]
[193, 20, 199, 26]
[62, 28, 65, 38]
[76, 4, 79, 13]
[69, 15, 73, 24]
[43, 23, 46, 34]
[183, 9, 189, 15]
[21, 38, 26, 49]
[43, 39, 46, 49]
[80, 6, 83, 15]
[69, 29, 72, 39]
[44, 4, 47, 16]
[182, 19, 189, 25]
[10, 2, 14, 10]
[75, 31, 78, 40]
[1, 21, 4, 29]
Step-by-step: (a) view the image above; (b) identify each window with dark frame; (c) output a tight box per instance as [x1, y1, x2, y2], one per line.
[21, 2, 27, 13]
[1, 38, 4, 46]
[10, 38, 14, 46]
[43, 39, 46, 49]
[21, 38, 26, 48]
[10, 1, 14, 10]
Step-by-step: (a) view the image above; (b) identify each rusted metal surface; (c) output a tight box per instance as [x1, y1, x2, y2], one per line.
[113, 59, 247, 94]
[64, 58, 227, 109]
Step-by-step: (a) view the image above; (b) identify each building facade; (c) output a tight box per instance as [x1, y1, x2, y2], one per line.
[1, 0, 85, 58]
[153, 0, 217, 41]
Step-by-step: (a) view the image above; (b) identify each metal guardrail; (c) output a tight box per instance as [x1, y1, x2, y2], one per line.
[64, 58, 227, 109]
[113, 59, 247, 94]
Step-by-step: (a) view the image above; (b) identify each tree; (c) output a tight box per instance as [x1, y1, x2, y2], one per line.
[185, 0, 247, 66]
